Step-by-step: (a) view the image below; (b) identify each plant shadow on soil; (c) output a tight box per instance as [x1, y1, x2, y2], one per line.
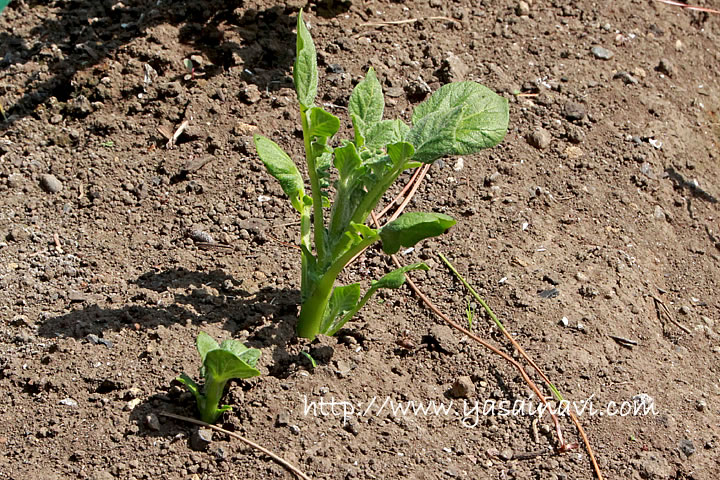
[37, 267, 321, 378]
[0, 0, 349, 129]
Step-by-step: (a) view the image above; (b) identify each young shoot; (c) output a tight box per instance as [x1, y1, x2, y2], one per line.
[177, 332, 261, 424]
[254, 11, 509, 340]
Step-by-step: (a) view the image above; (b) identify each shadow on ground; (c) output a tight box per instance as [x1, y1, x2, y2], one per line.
[0, 0, 350, 129]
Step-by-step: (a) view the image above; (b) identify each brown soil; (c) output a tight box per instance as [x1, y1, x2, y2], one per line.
[2, 1, 720, 479]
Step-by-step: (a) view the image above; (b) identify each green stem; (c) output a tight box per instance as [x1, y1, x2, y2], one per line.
[201, 376, 228, 424]
[297, 234, 378, 339]
[300, 106, 326, 263]
[438, 253, 564, 402]
[328, 161, 408, 263]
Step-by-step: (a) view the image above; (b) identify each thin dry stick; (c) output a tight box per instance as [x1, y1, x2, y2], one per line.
[650, 294, 692, 334]
[438, 253, 604, 479]
[367, 213, 571, 451]
[160, 412, 312, 480]
[360, 16, 459, 28]
[654, 0, 720, 14]
[376, 164, 430, 220]
[385, 164, 431, 223]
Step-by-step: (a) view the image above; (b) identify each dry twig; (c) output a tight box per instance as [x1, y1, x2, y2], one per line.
[160, 412, 312, 480]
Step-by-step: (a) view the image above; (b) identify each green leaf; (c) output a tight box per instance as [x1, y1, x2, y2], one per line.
[294, 10, 318, 107]
[219, 339, 260, 368]
[308, 107, 340, 138]
[204, 349, 261, 384]
[407, 82, 509, 163]
[254, 134, 306, 212]
[349, 68, 384, 143]
[371, 262, 429, 289]
[177, 373, 201, 401]
[319, 283, 362, 335]
[379, 212, 456, 254]
[387, 141, 415, 166]
[365, 119, 410, 149]
[196, 331, 219, 363]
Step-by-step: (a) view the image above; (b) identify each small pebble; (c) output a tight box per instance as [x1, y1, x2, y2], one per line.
[145, 413, 161, 431]
[591, 46, 614, 60]
[450, 376, 476, 399]
[516, 1, 530, 15]
[653, 205, 666, 221]
[679, 438, 695, 457]
[190, 427, 213, 451]
[559, 317, 569, 327]
[59, 398, 78, 407]
[564, 101, 587, 121]
[275, 412, 290, 427]
[656, 58, 675, 77]
[500, 448, 514, 461]
[695, 400, 707, 412]
[39, 174, 63, 193]
[527, 128, 552, 149]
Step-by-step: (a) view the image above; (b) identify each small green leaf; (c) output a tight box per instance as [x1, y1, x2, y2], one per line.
[407, 82, 509, 163]
[177, 373, 201, 401]
[365, 119, 410, 149]
[196, 331, 219, 363]
[301, 351, 317, 368]
[380, 212, 456, 254]
[319, 283, 362, 335]
[308, 107, 340, 138]
[294, 10, 318, 108]
[254, 134, 305, 212]
[204, 349, 261, 383]
[387, 141, 415, 166]
[371, 262, 429, 290]
[349, 68, 384, 142]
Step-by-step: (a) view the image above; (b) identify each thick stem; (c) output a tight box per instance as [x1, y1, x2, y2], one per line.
[297, 235, 378, 339]
[201, 376, 227, 424]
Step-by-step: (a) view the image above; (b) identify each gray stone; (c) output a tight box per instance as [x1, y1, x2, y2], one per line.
[613, 71, 639, 85]
[190, 427, 213, 451]
[656, 58, 676, 77]
[240, 84, 261, 104]
[275, 411, 290, 427]
[428, 324, 461, 354]
[6, 227, 29, 242]
[39, 174, 63, 193]
[591, 46, 614, 60]
[564, 101, 586, 121]
[145, 413, 161, 431]
[527, 128, 552, 149]
[500, 448, 514, 461]
[450, 376, 475, 398]
[653, 205, 666, 221]
[516, 1, 530, 15]
[438, 54, 470, 83]
[679, 438, 695, 456]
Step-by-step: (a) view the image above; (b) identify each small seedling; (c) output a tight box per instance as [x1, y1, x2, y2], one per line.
[177, 332, 261, 424]
[254, 11, 509, 340]
[300, 351, 317, 368]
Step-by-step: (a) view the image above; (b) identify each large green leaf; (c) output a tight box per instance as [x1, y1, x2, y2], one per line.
[254, 134, 305, 212]
[319, 283, 362, 335]
[349, 68, 384, 143]
[380, 212, 456, 254]
[407, 82, 509, 163]
[365, 119, 410, 149]
[294, 10, 318, 108]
